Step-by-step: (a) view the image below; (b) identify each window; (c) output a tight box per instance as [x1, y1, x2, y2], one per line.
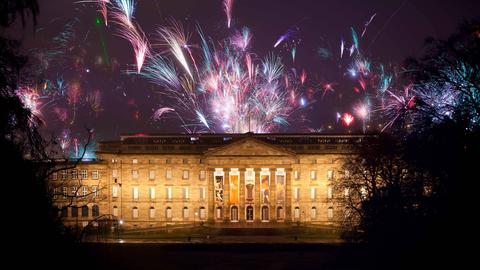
[92, 205, 99, 217]
[53, 188, 58, 200]
[165, 159, 171, 164]
[71, 186, 77, 196]
[311, 187, 317, 200]
[231, 206, 239, 221]
[132, 159, 138, 164]
[71, 207, 78, 217]
[81, 169, 88, 180]
[246, 184, 254, 201]
[112, 206, 118, 217]
[112, 169, 118, 178]
[311, 207, 317, 220]
[112, 186, 118, 198]
[294, 207, 300, 220]
[344, 170, 350, 178]
[132, 170, 138, 179]
[277, 207, 284, 220]
[199, 170, 206, 180]
[92, 186, 98, 198]
[149, 187, 155, 200]
[183, 207, 189, 219]
[182, 159, 188, 164]
[82, 205, 88, 217]
[82, 186, 88, 196]
[183, 187, 189, 200]
[327, 170, 333, 180]
[148, 159, 155, 164]
[199, 159, 205, 164]
[62, 187, 68, 199]
[311, 159, 317, 164]
[199, 187, 206, 200]
[360, 187, 367, 199]
[61, 207, 68, 217]
[166, 170, 172, 180]
[71, 170, 77, 180]
[246, 206, 254, 221]
[327, 207, 334, 220]
[294, 171, 299, 180]
[199, 207, 206, 219]
[327, 187, 333, 199]
[166, 187, 172, 200]
[92, 170, 99, 180]
[149, 207, 155, 219]
[261, 206, 269, 221]
[149, 170, 155, 180]
[216, 207, 222, 220]
[61, 170, 67, 180]
[294, 187, 300, 200]
[166, 207, 172, 219]
[132, 207, 139, 218]
[52, 172, 58, 180]
[182, 170, 189, 180]
[344, 188, 349, 198]
[310, 170, 316, 180]
[132, 187, 139, 200]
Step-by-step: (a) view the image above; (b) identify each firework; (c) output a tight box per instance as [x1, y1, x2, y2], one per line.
[341, 112, 355, 127]
[361, 13, 377, 37]
[274, 26, 297, 48]
[223, 0, 234, 29]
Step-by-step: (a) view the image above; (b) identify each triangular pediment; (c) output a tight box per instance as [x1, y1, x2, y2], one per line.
[204, 137, 295, 156]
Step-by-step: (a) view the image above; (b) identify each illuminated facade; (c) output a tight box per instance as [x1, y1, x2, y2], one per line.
[51, 133, 362, 229]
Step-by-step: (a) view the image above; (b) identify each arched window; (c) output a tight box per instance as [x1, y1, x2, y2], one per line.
[112, 206, 118, 217]
[183, 207, 189, 219]
[327, 207, 334, 220]
[60, 207, 68, 218]
[246, 206, 254, 221]
[82, 205, 89, 217]
[149, 207, 155, 219]
[71, 206, 78, 217]
[230, 206, 238, 222]
[294, 207, 300, 220]
[199, 207, 206, 220]
[277, 207, 284, 220]
[132, 207, 139, 219]
[216, 207, 222, 220]
[166, 207, 172, 219]
[261, 206, 269, 221]
[92, 205, 99, 217]
[311, 207, 317, 220]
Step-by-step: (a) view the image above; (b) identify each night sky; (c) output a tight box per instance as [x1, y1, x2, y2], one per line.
[15, 0, 480, 147]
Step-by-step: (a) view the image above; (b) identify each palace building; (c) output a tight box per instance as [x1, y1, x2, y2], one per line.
[51, 133, 362, 229]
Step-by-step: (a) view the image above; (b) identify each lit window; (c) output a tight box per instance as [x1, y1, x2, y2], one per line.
[112, 169, 118, 178]
[199, 170, 206, 180]
[149, 187, 155, 200]
[199, 187, 206, 200]
[327, 170, 333, 180]
[166, 187, 172, 200]
[112, 186, 118, 198]
[183, 207, 189, 219]
[277, 207, 284, 220]
[216, 207, 222, 220]
[183, 187, 189, 200]
[132, 207, 139, 218]
[71, 186, 77, 196]
[310, 170, 316, 180]
[310, 187, 317, 200]
[132, 170, 138, 179]
[327, 207, 334, 220]
[132, 159, 138, 164]
[149, 207, 155, 219]
[294, 187, 300, 200]
[92, 170, 99, 180]
[344, 170, 350, 178]
[62, 187, 68, 199]
[182, 170, 189, 180]
[294, 207, 300, 219]
[82, 186, 88, 196]
[92, 186, 98, 198]
[199, 207, 206, 219]
[81, 169, 88, 180]
[132, 187, 139, 200]
[311, 207, 317, 220]
[112, 206, 118, 217]
[149, 170, 155, 180]
[53, 188, 58, 200]
[344, 188, 349, 198]
[52, 172, 58, 180]
[166, 207, 172, 219]
[61, 170, 67, 180]
[71, 170, 77, 180]
[327, 187, 333, 199]
[294, 171, 299, 180]
[166, 170, 172, 180]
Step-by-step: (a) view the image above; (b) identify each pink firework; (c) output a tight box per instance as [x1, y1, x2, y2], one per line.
[300, 69, 307, 85]
[224, 0, 234, 28]
[341, 112, 355, 126]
